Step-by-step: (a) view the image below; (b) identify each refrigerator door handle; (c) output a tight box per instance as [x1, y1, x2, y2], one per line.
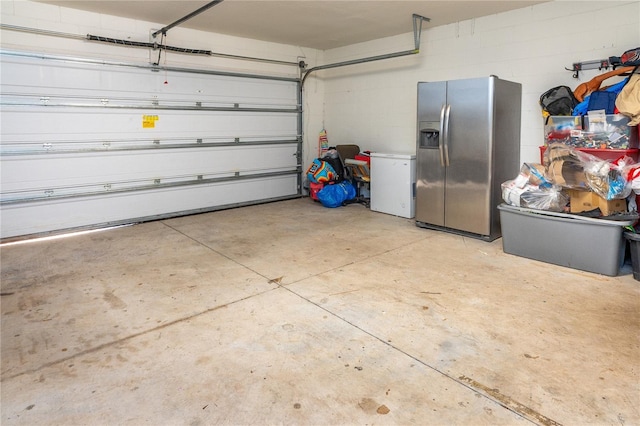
[438, 104, 446, 167]
[443, 104, 451, 167]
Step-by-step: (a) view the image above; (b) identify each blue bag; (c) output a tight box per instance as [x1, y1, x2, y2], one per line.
[588, 91, 617, 114]
[317, 181, 356, 208]
[573, 77, 629, 116]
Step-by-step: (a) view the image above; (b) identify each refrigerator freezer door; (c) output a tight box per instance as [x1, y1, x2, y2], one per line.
[416, 81, 447, 226]
[444, 77, 493, 236]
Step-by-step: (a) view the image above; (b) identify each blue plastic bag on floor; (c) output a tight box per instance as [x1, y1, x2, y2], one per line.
[317, 181, 356, 208]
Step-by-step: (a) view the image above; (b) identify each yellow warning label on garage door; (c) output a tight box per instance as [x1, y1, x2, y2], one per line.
[142, 115, 159, 128]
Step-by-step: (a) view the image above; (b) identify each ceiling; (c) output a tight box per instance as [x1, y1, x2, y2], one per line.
[34, 0, 548, 50]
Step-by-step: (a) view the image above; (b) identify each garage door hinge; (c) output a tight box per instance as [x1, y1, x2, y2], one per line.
[196, 101, 202, 108]
[43, 143, 53, 150]
[101, 98, 109, 105]
[40, 97, 50, 105]
[154, 179, 161, 185]
[44, 189, 54, 197]
[197, 138, 202, 144]
[104, 184, 112, 191]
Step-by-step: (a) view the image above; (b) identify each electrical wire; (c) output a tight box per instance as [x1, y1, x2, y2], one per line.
[86, 34, 212, 57]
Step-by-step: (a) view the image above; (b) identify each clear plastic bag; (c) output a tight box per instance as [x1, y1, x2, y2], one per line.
[627, 165, 640, 194]
[501, 181, 568, 212]
[544, 142, 636, 199]
[576, 151, 634, 200]
[501, 163, 569, 212]
[520, 162, 552, 188]
[520, 187, 569, 211]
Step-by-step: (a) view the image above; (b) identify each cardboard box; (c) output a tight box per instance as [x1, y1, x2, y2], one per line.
[567, 189, 626, 216]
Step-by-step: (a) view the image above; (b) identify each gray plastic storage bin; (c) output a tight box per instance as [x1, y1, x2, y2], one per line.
[498, 204, 634, 276]
[624, 232, 640, 281]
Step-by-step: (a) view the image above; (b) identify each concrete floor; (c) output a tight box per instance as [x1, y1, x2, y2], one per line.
[1, 198, 638, 425]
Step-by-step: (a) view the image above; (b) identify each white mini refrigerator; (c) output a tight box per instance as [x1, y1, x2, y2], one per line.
[370, 153, 416, 218]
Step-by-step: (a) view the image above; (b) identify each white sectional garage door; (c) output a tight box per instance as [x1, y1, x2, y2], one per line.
[0, 51, 301, 239]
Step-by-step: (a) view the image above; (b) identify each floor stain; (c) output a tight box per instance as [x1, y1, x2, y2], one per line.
[377, 405, 390, 414]
[195, 356, 212, 365]
[103, 291, 127, 310]
[358, 397, 379, 414]
[18, 296, 47, 311]
[459, 375, 562, 426]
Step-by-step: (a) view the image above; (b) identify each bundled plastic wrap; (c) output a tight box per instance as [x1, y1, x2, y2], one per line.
[501, 163, 569, 212]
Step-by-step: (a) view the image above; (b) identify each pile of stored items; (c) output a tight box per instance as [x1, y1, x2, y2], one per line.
[500, 50, 640, 277]
[502, 141, 639, 216]
[306, 148, 357, 208]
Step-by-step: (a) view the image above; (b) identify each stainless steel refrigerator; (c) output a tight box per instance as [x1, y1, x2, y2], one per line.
[415, 76, 521, 241]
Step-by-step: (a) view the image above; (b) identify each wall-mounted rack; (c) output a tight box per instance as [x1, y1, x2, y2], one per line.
[566, 59, 613, 78]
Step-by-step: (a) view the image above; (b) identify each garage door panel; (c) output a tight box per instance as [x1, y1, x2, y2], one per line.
[1, 144, 299, 193]
[1, 55, 298, 107]
[1, 109, 298, 142]
[1, 175, 299, 238]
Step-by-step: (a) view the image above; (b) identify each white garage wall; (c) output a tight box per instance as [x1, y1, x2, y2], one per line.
[318, 1, 640, 164]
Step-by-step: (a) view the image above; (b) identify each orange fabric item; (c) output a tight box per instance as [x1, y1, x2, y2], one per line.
[573, 66, 635, 102]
